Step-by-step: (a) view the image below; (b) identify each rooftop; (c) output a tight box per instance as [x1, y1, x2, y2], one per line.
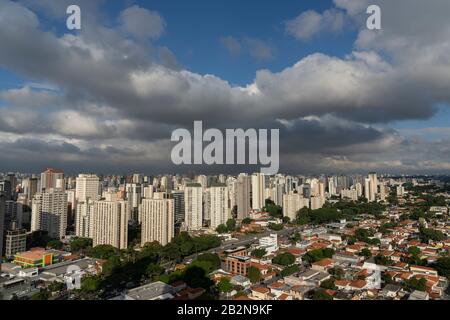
[126, 281, 175, 300]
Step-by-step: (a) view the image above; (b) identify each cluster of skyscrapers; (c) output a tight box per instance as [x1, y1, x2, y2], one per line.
[0, 170, 388, 255]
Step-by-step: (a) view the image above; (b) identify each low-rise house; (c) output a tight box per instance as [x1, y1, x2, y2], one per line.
[311, 258, 334, 272]
[230, 275, 251, 288]
[380, 284, 402, 298]
[125, 282, 175, 300]
[349, 280, 367, 290]
[408, 290, 429, 300]
[410, 265, 438, 277]
[333, 252, 361, 265]
[287, 285, 314, 300]
[251, 286, 271, 300]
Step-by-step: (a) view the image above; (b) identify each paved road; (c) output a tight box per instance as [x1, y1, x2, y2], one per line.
[181, 225, 303, 264]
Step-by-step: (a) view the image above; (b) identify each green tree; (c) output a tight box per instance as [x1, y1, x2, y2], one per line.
[70, 237, 93, 252]
[268, 223, 283, 231]
[146, 263, 164, 280]
[272, 252, 295, 266]
[264, 199, 283, 219]
[359, 248, 372, 258]
[81, 276, 102, 293]
[290, 232, 302, 244]
[247, 266, 261, 284]
[242, 217, 253, 225]
[435, 257, 450, 278]
[226, 219, 236, 232]
[102, 255, 122, 276]
[196, 253, 221, 271]
[296, 207, 311, 225]
[48, 281, 65, 293]
[251, 248, 267, 259]
[216, 224, 228, 234]
[88, 245, 118, 259]
[328, 267, 344, 280]
[320, 279, 337, 290]
[217, 277, 233, 293]
[183, 266, 214, 289]
[374, 255, 393, 266]
[161, 242, 181, 261]
[47, 239, 63, 250]
[313, 289, 333, 300]
[419, 227, 445, 243]
[405, 277, 427, 292]
[303, 248, 335, 264]
[31, 289, 50, 300]
[408, 246, 421, 256]
[281, 265, 299, 277]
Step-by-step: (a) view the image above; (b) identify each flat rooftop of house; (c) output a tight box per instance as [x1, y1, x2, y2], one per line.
[224, 247, 246, 254]
[408, 290, 429, 300]
[232, 275, 249, 283]
[41, 258, 96, 276]
[126, 281, 174, 300]
[298, 269, 320, 279]
[15, 249, 49, 260]
[229, 256, 251, 262]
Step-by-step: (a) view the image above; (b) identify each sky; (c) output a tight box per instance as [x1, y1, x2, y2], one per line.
[0, 0, 450, 175]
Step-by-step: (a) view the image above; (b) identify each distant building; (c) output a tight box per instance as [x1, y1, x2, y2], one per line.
[184, 183, 203, 231]
[222, 247, 251, 276]
[310, 196, 325, 210]
[283, 193, 309, 221]
[251, 173, 265, 210]
[75, 200, 94, 238]
[140, 198, 174, 246]
[31, 188, 68, 239]
[396, 185, 405, 197]
[75, 174, 100, 202]
[92, 199, 129, 249]
[5, 228, 27, 259]
[14, 248, 57, 268]
[125, 281, 175, 300]
[236, 174, 251, 220]
[0, 192, 5, 261]
[341, 189, 358, 201]
[209, 184, 229, 229]
[258, 234, 278, 254]
[172, 191, 185, 224]
[40, 168, 64, 192]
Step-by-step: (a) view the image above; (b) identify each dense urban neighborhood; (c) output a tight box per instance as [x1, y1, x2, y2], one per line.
[1, 171, 449, 300]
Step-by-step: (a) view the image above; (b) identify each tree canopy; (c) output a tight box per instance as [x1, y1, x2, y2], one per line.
[272, 252, 295, 266]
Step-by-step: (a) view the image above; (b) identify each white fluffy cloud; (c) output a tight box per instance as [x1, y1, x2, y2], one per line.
[119, 5, 166, 40]
[286, 8, 346, 40]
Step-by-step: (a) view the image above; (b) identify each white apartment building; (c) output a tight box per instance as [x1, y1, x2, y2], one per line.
[75, 199, 94, 238]
[140, 198, 174, 246]
[143, 185, 155, 199]
[282, 193, 309, 221]
[209, 184, 230, 229]
[396, 185, 405, 197]
[341, 189, 358, 201]
[75, 174, 100, 202]
[251, 173, 265, 210]
[184, 183, 203, 231]
[258, 234, 278, 254]
[31, 189, 68, 239]
[92, 199, 129, 249]
[310, 196, 326, 210]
